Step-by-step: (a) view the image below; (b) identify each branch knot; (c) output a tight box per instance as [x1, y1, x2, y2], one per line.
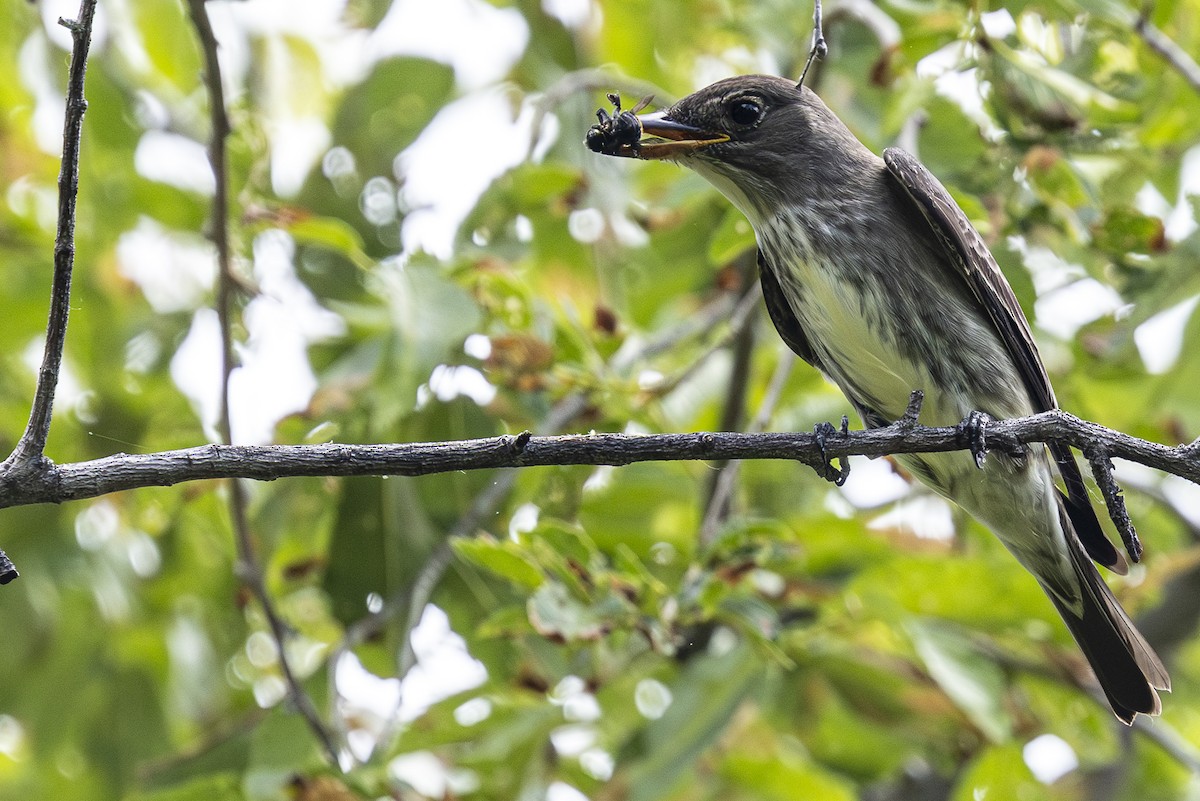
[508, 431, 532, 456]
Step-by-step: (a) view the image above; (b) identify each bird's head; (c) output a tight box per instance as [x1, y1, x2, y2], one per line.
[634, 76, 808, 161]
[622, 74, 876, 223]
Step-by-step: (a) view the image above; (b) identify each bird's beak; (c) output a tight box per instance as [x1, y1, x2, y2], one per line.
[635, 112, 729, 160]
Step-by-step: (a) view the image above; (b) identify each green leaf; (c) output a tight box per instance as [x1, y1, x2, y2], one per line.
[907, 618, 1013, 742]
[331, 57, 455, 178]
[804, 689, 915, 779]
[850, 552, 1057, 635]
[281, 214, 374, 270]
[454, 535, 545, 589]
[950, 743, 1052, 801]
[706, 206, 756, 266]
[245, 712, 322, 797]
[126, 774, 242, 801]
[626, 643, 763, 801]
[130, 0, 203, 95]
[526, 581, 628, 641]
[720, 749, 856, 801]
[322, 480, 385, 626]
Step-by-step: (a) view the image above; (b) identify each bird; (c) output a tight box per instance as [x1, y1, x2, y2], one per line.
[590, 74, 1169, 723]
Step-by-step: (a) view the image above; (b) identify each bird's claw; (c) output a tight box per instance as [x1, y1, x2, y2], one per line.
[960, 410, 992, 469]
[813, 416, 851, 486]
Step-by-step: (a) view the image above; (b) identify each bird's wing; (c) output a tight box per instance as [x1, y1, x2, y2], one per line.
[758, 249, 822, 370]
[883, 147, 1125, 573]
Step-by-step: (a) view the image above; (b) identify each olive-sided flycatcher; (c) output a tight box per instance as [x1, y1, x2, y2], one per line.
[591, 75, 1168, 722]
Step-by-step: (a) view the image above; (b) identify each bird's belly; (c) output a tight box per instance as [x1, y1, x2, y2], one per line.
[782, 258, 968, 426]
[799, 280, 927, 417]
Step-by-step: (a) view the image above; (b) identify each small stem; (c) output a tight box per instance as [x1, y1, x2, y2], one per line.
[1134, 14, 1200, 95]
[0, 0, 99, 583]
[797, 0, 829, 87]
[186, 0, 340, 768]
[1084, 446, 1142, 563]
[8, 0, 97, 467]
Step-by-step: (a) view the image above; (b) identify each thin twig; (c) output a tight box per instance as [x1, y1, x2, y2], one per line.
[967, 629, 1200, 772]
[367, 476, 512, 760]
[797, 0, 829, 87]
[1127, 708, 1200, 771]
[0, 0, 99, 583]
[1084, 446, 1142, 562]
[8, 0, 96, 467]
[136, 707, 269, 783]
[642, 283, 764, 399]
[610, 286, 744, 372]
[1134, 14, 1200, 95]
[182, 5, 232, 442]
[185, 0, 340, 768]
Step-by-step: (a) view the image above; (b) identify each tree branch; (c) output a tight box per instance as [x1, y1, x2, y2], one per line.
[3, 403, 1196, 511]
[186, 0, 341, 768]
[9, 0, 96, 466]
[0, 0, 99, 584]
[1134, 14, 1200, 95]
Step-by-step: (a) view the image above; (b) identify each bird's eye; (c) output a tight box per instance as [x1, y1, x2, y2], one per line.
[728, 98, 762, 126]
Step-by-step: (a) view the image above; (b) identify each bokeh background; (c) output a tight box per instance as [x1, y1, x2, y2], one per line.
[2, 0, 1200, 799]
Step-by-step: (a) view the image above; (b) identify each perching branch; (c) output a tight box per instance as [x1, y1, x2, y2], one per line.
[3, 395, 1198, 521]
[0, 0, 99, 584]
[186, 0, 341, 769]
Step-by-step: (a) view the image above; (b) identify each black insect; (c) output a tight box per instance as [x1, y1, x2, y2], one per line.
[585, 92, 653, 156]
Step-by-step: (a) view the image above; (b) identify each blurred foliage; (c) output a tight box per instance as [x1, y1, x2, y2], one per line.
[0, 0, 1199, 800]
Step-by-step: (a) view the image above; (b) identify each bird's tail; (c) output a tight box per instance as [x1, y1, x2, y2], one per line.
[1044, 520, 1170, 724]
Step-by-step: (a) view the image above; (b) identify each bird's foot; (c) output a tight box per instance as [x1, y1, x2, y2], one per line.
[813, 416, 851, 486]
[959, 410, 992, 469]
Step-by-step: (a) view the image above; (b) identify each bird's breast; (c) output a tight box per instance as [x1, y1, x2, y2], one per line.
[756, 207, 1030, 428]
